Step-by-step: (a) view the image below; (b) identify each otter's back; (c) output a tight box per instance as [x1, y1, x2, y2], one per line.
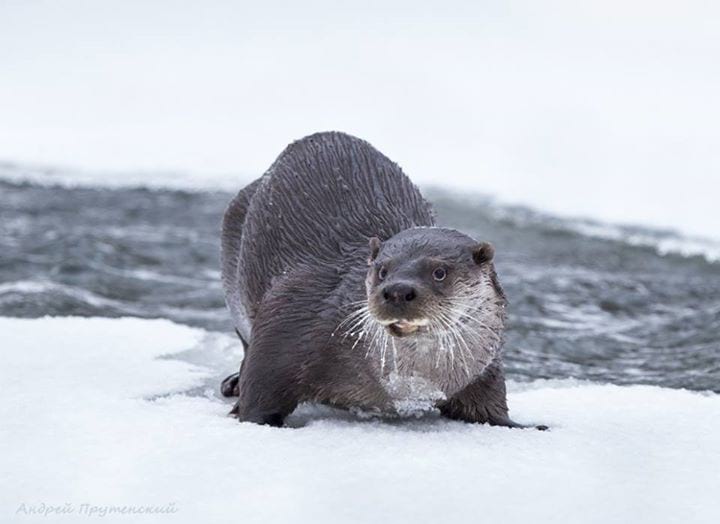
[237, 132, 434, 314]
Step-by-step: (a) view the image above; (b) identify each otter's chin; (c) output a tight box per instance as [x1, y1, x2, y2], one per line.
[385, 319, 429, 338]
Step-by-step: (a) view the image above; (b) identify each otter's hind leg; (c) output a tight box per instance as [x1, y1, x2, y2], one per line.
[229, 294, 313, 426]
[439, 361, 547, 430]
[230, 337, 302, 426]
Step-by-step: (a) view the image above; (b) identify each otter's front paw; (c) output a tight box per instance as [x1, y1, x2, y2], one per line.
[488, 416, 549, 431]
[229, 402, 285, 427]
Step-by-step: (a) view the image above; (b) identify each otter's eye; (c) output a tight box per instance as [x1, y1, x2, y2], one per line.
[378, 266, 388, 280]
[432, 267, 447, 281]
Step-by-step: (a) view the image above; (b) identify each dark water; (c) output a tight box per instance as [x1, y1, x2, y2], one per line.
[2, 179, 719, 392]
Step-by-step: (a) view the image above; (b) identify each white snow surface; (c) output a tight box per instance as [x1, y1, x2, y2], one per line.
[1, 316, 719, 523]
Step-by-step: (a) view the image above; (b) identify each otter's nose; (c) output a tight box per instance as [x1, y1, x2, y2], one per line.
[382, 283, 417, 306]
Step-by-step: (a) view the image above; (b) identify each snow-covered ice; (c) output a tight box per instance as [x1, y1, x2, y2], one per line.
[1, 316, 719, 523]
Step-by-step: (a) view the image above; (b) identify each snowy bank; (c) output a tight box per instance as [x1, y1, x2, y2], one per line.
[1, 317, 719, 523]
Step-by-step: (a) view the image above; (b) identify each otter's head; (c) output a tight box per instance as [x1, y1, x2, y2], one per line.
[365, 227, 505, 339]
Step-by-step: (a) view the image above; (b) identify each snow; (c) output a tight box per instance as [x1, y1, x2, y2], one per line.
[0, 162, 247, 194]
[1, 316, 719, 523]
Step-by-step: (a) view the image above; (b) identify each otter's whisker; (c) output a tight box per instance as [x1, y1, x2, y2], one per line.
[379, 329, 389, 374]
[434, 308, 472, 376]
[441, 314, 468, 375]
[339, 309, 373, 340]
[439, 299, 503, 345]
[390, 336, 398, 373]
[430, 314, 459, 372]
[345, 311, 372, 337]
[351, 328, 366, 350]
[365, 320, 384, 360]
[334, 304, 371, 338]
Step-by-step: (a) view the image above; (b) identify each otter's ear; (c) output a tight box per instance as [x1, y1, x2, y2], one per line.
[368, 237, 382, 264]
[472, 242, 495, 265]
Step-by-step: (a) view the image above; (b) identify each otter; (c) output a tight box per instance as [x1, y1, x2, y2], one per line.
[220, 132, 541, 429]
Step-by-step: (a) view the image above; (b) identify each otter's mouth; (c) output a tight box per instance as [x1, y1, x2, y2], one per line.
[384, 319, 429, 338]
